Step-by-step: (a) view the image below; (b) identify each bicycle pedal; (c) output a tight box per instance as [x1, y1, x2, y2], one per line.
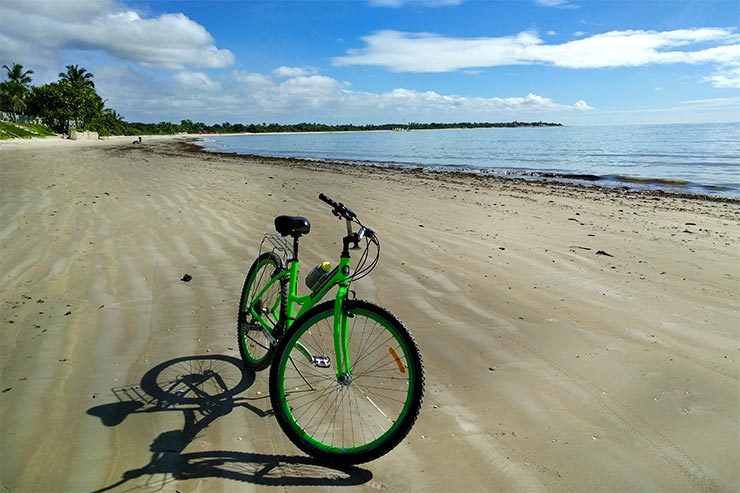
[262, 328, 278, 345]
[311, 355, 331, 368]
[242, 322, 262, 332]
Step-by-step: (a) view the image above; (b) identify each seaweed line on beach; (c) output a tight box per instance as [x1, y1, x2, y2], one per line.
[166, 140, 740, 206]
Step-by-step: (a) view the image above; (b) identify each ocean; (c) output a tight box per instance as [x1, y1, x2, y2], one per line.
[195, 122, 740, 198]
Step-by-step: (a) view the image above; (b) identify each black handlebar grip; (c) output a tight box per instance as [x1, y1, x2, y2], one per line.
[319, 193, 339, 208]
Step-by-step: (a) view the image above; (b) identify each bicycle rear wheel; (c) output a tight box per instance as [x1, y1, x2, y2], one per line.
[269, 299, 424, 464]
[237, 252, 286, 371]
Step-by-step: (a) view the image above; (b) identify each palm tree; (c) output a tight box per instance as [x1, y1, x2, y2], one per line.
[59, 64, 94, 88]
[100, 107, 125, 135]
[1, 63, 34, 119]
[104, 108, 123, 122]
[3, 63, 33, 86]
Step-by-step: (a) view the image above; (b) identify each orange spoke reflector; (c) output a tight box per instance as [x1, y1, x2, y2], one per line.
[388, 347, 405, 373]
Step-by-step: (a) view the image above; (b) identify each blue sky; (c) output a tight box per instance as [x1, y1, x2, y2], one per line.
[1, 0, 738, 124]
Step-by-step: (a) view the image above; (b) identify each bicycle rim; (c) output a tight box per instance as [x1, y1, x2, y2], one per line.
[239, 256, 282, 366]
[275, 305, 416, 455]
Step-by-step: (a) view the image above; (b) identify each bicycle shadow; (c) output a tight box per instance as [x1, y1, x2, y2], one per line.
[87, 354, 372, 491]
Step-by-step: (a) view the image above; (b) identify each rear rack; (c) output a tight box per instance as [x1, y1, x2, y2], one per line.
[259, 233, 293, 266]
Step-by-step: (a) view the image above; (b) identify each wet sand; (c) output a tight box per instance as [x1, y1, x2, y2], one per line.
[1, 138, 738, 492]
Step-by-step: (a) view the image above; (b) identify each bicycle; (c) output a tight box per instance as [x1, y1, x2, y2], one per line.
[236, 193, 424, 464]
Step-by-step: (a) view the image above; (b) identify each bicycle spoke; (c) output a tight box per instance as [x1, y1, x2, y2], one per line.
[291, 384, 336, 419]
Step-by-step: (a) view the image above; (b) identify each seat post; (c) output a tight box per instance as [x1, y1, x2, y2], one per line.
[291, 235, 299, 261]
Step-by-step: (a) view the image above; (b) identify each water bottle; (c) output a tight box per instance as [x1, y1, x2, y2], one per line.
[306, 261, 332, 292]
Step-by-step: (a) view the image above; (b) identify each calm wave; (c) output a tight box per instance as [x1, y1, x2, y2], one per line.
[195, 123, 740, 198]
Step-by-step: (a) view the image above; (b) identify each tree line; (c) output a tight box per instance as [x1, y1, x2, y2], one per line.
[0, 62, 562, 137]
[179, 120, 562, 134]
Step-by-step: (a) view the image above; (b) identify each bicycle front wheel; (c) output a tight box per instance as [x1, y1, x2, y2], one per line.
[237, 252, 286, 371]
[269, 299, 424, 464]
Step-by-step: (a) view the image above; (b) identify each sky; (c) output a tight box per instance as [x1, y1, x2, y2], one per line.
[1, 0, 738, 125]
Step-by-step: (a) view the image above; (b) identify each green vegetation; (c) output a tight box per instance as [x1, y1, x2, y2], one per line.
[1, 60, 562, 139]
[102, 119, 562, 136]
[26, 64, 107, 134]
[0, 63, 34, 118]
[0, 120, 55, 139]
[2, 63, 111, 136]
[58, 64, 95, 88]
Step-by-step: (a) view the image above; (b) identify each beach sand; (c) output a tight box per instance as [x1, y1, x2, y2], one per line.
[1, 138, 738, 492]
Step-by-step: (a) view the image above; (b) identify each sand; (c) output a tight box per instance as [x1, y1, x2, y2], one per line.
[1, 137, 738, 493]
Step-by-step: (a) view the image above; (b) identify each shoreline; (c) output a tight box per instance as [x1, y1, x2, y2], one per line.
[0, 133, 194, 147]
[183, 140, 740, 205]
[4, 127, 738, 201]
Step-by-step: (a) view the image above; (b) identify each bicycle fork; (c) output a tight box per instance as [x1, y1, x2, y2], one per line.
[293, 286, 353, 383]
[333, 285, 353, 384]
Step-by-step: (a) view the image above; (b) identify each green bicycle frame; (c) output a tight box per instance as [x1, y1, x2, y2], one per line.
[247, 254, 353, 378]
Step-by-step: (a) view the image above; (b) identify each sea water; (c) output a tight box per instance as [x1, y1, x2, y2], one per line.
[196, 122, 740, 198]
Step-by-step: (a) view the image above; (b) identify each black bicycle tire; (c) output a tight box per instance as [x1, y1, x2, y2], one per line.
[237, 252, 286, 371]
[269, 299, 424, 464]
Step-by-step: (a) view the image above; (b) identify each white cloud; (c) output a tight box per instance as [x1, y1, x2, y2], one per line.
[546, 30, 558, 36]
[273, 66, 319, 78]
[172, 71, 221, 92]
[335, 30, 541, 72]
[572, 99, 593, 110]
[233, 71, 273, 86]
[369, 0, 463, 7]
[96, 66, 590, 123]
[535, 0, 577, 8]
[333, 28, 740, 87]
[702, 65, 740, 88]
[573, 31, 586, 37]
[0, 0, 234, 71]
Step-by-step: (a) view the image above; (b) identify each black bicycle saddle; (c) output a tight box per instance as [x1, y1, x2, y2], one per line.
[274, 215, 311, 237]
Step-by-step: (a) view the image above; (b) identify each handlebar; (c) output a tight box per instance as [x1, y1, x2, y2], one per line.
[319, 193, 338, 209]
[318, 194, 379, 270]
[319, 193, 356, 221]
